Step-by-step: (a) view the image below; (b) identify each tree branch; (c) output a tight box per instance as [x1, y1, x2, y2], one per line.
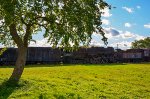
[9, 23, 23, 47]
[24, 24, 31, 47]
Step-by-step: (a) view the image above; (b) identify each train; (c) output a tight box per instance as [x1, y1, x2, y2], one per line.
[0, 47, 150, 65]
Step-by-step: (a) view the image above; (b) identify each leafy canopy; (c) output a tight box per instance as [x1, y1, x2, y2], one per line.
[131, 37, 150, 49]
[0, 0, 109, 50]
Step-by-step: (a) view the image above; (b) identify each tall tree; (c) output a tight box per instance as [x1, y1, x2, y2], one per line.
[131, 37, 150, 49]
[0, 0, 109, 84]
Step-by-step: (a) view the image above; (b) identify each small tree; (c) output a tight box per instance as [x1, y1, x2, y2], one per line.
[0, 0, 109, 84]
[131, 37, 150, 49]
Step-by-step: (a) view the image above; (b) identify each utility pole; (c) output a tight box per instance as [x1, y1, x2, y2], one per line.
[117, 44, 119, 49]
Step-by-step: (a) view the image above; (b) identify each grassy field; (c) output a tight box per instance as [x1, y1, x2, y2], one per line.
[0, 63, 150, 99]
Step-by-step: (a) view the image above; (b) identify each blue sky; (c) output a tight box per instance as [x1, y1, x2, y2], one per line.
[90, 0, 150, 49]
[106, 0, 150, 36]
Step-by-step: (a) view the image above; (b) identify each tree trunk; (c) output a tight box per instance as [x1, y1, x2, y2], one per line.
[8, 46, 27, 84]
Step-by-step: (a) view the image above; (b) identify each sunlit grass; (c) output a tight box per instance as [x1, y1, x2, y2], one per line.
[0, 63, 150, 99]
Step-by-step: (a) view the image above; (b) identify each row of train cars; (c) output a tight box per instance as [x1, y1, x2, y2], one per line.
[0, 47, 150, 65]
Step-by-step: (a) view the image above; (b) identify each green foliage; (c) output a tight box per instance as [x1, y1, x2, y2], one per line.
[0, 0, 109, 50]
[0, 47, 6, 55]
[0, 63, 150, 98]
[131, 37, 150, 49]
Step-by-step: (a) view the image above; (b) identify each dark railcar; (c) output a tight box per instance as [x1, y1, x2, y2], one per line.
[0, 47, 62, 65]
[123, 49, 144, 63]
[85, 47, 115, 64]
[0, 48, 18, 65]
[63, 47, 116, 64]
[143, 49, 150, 62]
[26, 47, 62, 64]
[114, 49, 124, 63]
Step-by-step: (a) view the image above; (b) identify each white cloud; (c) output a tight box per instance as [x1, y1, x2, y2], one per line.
[134, 34, 145, 40]
[110, 33, 144, 49]
[125, 23, 132, 28]
[144, 23, 150, 28]
[137, 6, 141, 9]
[104, 28, 120, 37]
[119, 31, 144, 40]
[102, 19, 110, 25]
[101, 8, 112, 17]
[122, 31, 142, 39]
[29, 38, 52, 47]
[90, 39, 104, 47]
[0, 44, 4, 48]
[110, 41, 132, 49]
[123, 31, 133, 37]
[122, 7, 134, 13]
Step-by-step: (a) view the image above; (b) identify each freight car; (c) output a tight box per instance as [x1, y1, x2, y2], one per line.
[0, 47, 62, 65]
[0, 48, 17, 65]
[63, 47, 116, 64]
[26, 47, 62, 64]
[0, 47, 150, 65]
[122, 49, 150, 63]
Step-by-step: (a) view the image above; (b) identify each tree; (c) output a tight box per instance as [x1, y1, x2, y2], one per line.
[0, 0, 109, 84]
[131, 37, 150, 49]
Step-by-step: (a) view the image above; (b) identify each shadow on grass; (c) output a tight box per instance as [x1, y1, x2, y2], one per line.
[24, 63, 128, 68]
[0, 80, 25, 99]
[0, 63, 129, 68]
[0, 80, 16, 99]
[0, 66, 14, 68]
[3, 62, 150, 68]
[1, 62, 150, 68]
[82, 63, 127, 66]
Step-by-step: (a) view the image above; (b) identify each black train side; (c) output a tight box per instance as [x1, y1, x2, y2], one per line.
[26, 47, 62, 64]
[0, 47, 62, 65]
[122, 49, 150, 63]
[0, 48, 18, 65]
[0, 47, 150, 65]
[63, 47, 116, 64]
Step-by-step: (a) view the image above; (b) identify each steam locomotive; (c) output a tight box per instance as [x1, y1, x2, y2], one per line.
[0, 47, 150, 65]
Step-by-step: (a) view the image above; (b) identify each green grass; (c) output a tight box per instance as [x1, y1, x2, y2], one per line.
[0, 63, 150, 99]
